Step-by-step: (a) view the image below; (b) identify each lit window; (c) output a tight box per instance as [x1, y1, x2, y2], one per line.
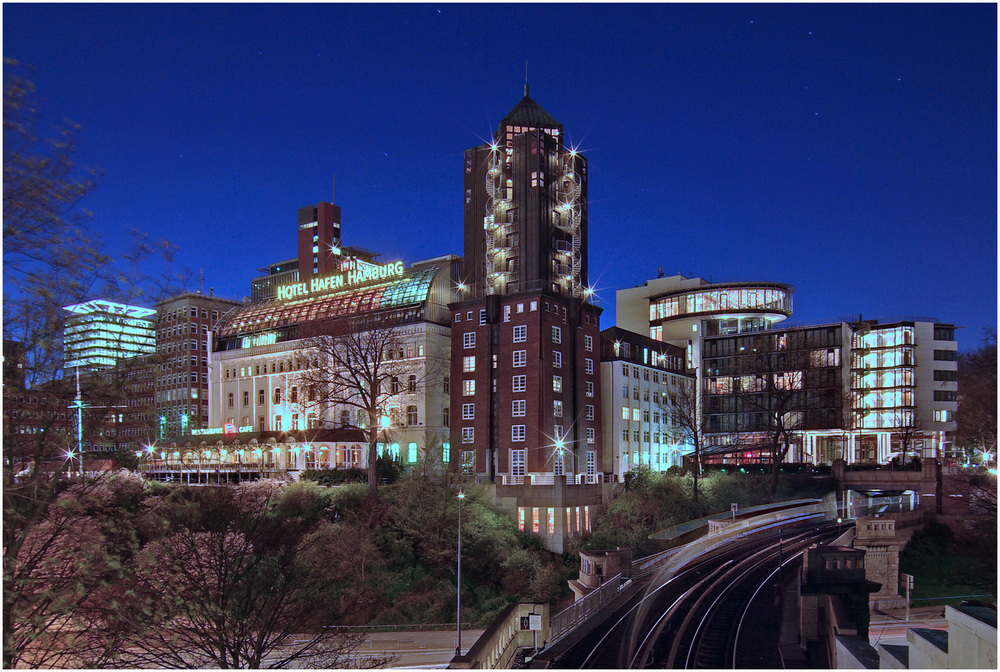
[587, 428, 595, 444]
[463, 380, 476, 396]
[463, 356, 476, 372]
[553, 375, 562, 392]
[554, 400, 563, 418]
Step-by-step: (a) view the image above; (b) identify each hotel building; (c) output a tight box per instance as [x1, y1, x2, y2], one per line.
[450, 85, 603, 552]
[63, 299, 157, 371]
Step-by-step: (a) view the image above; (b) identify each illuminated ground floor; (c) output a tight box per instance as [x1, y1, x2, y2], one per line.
[699, 429, 954, 467]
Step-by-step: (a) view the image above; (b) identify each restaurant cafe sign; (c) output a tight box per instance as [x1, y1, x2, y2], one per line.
[276, 259, 405, 301]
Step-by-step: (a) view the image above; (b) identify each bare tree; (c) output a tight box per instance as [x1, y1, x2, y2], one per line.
[731, 331, 829, 501]
[3, 63, 182, 667]
[116, 484, 394, 669]
[956, 329, 997, 459]
[295, 313, 429, 505]
[663, 376, 707, 501]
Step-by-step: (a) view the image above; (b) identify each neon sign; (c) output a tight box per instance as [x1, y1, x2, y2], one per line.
[190, 426, 254, 436]
[276, 260, 405, 301]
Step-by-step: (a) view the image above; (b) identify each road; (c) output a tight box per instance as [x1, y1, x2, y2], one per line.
[358, 629, 485, 669]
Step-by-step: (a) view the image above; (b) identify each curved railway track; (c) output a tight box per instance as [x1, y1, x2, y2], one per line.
[553, 518, 841, 669]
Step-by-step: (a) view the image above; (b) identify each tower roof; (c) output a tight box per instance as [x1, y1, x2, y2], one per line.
[499, 93, 562, 134]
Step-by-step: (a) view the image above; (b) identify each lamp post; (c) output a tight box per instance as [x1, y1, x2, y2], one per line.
[456, 490, 466, 656]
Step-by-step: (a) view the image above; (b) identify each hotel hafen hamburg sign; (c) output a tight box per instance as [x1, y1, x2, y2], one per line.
[276, 259, 405, 301]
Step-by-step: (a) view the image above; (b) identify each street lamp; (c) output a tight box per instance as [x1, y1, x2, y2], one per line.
[456, 490, 466, 656]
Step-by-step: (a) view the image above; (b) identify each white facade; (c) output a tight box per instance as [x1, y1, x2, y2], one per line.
[210, 321, 452, 471]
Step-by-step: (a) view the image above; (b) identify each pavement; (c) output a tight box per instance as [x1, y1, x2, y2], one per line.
[357, 629, 485, 669]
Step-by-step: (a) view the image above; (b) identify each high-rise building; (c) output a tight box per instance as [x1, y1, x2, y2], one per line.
[63, 300, 157, 371]
[451, 85, 603, 553]
[154, 292, 242, 437]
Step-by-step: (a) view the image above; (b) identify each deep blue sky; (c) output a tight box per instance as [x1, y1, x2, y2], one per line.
[4, 3, 996, 349]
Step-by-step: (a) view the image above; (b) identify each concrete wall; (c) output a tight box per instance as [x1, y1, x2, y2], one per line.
[946, 605, 998, 670]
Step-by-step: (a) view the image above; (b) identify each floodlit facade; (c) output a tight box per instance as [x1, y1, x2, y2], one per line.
[63, 299, 157, 371]
[599, 327, 693, 476]
[209, 254, 459, 477]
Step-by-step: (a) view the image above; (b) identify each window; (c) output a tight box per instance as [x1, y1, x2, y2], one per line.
[553, 424, 563, 440]
[512, 399, 526, 417]
[518, 507, 525, 532]
[934, 390, 958, 401]
[547, 508, 555, 535]
[586, 404, 595, 421]
[934, 326, 955, 341]
[532, 507, 540, 533]
[443, 376, 450, 394]
[934, 410, 953, 422]
[462, 427, 474, 444]
[340, 409, 350, 428]
[933, 349, 958, 361]
[443, 407, 450, 427]
[512, 450, 526, 476]
[243, 391, 249, 406]
[553, 351, 562, 368]
[406, 405, 418, 426]
[466, 311, 473, 321]
[513, 350, 527, 367]
[273, 388, 281, 404]
[585, 358, 593, 375]
[553, 375, 562, 392]
[391, 377, 400, 393]
[479, 310, 486, 325]
[584, 335, 593, 352]
[462, 403, 475, 420]
[291, 386, 298, 403]
[463, 332, 476, 349]
[258, 389, 265, 405]
[512, 425, 526, 442]
[463, 356, 476, 372]
[228, 392, 234, 408]
[513, 325, 527, 342]
[553, 400, 563, 418]
[586, 381, 594, 397]
[633, 366, 639, 378]
[933, 370, 958, 381]
[454, 311, 461, 322]
[274, 415, 282, 431]
[552, 326, 562, 343]
[408, 375, 417, 392]
[513, 375, 527, 392]
[587, 427, 595, 444]
[463, 380, 476, 396]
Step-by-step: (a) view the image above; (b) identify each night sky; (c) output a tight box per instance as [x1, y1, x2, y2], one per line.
[4, 4, 996, 349]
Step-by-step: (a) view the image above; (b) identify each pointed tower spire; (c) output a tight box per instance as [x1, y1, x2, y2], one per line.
[524, 61, 529, 97]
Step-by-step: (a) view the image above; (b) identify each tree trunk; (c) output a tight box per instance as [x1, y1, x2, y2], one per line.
[367, 424, 378, 505]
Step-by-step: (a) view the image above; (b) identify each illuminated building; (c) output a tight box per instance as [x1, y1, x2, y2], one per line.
[452, 84, 603, 553]
[62, 299, 157, 371]
[616, 274, 956, 465]
[210, 253, 459, 475]
[599, 327, 693, 475]
[154, 292, 242, 437]
[251, 177, 344, 303]
[699, 319, 957, 465]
